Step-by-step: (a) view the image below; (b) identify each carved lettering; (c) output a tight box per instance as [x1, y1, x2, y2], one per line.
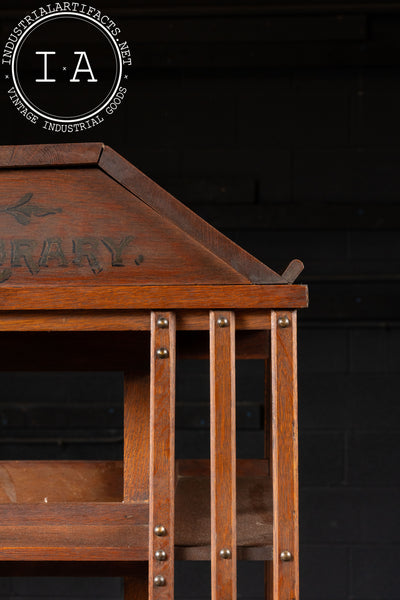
[0, 236, 143, 282]
[73, 237, 103, 275]
[102, 236, 134, 266]
[11, 239, 39, 274]
[39, 237, 68, 268]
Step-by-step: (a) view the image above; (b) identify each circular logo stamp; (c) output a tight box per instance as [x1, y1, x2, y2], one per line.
[2, 3, 132, 132]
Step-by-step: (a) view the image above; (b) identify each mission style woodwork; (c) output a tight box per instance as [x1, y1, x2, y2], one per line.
[0, 142, 308, 600]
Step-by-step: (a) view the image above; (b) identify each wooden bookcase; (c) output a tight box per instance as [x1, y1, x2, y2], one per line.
[0, 143, 308, 600]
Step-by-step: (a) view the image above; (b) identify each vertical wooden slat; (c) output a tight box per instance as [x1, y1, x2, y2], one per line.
[124, 368, 150, 503]
[124, 365, 150, 599]
[149, 312, 176, 600]
[210, 310, 237, 600]
[264, 356, 272, 600]
[264, 357, 272, 473]
[267, 310, 299, 600]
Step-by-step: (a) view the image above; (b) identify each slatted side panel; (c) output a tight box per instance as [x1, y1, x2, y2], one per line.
[210, 310, 237, 600]
[267, 310, 299, 600]
[149, 312, 176, 599]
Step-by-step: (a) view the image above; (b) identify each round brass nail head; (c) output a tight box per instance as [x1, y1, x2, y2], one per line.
[217, 317, 229, 328]
[280, 550, 293, 562]
[157, 317, 169, 328]
[154, 525, 167, 536]
[154, 575, 166, 587]
[278, 316, 290, 328]
[219, 548, 232, 559]
[156, 348, 169, 359]
[155, 550, 167, 561]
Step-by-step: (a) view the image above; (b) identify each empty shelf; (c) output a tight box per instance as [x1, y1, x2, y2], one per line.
[0, 459, 272, 561]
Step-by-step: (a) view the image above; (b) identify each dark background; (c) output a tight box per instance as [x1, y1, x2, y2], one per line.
[0, 1, 399, 598]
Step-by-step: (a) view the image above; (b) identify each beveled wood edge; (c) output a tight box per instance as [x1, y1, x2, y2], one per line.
[0, 143, 104, 169]
[98, 145, 287, 285]
[0, 284, 309, 310]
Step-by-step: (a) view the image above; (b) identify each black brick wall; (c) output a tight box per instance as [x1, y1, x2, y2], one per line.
[0, 2, 399, 598]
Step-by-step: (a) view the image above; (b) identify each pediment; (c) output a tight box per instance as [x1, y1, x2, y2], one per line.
[0, 143, 302, 286]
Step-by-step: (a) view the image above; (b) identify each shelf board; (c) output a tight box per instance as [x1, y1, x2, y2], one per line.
[175, 459, 272, 560]
[0, 459, 272, 562]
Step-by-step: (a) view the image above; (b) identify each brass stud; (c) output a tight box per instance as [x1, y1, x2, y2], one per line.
[217, 317, 229, 328]
[156, 348, 169, 359]
[154, 575, 166, 587]
[155, 549, 167, 561]
[280, 550, 293, 562]
[154, 525, 167, 536]
[157, 317, 169, 328]
[219, 548, 232, 559]
[278, 316, 290, 328]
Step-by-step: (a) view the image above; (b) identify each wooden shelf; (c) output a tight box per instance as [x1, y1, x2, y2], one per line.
[0, 459, 272, 562]
[175, 459, 272, 560]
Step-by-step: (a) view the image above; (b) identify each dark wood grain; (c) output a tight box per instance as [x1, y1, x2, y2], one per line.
[0, 143, 103, 169]
[149, 312, 176, 599]
[0, 284, 309, 310]
[267, 310, 299, 600]
[99, 146, 286, 284]
[210, 310, 237, 600]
